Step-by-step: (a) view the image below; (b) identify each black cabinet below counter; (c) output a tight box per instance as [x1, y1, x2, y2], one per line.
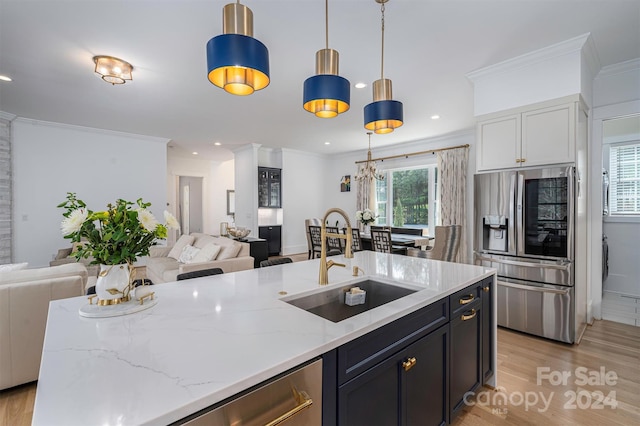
[243, 237, 268, 268]
[258, 225, 281, 256]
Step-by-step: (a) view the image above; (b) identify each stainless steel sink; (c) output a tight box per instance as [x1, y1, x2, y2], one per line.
[283, 279, 417, 323]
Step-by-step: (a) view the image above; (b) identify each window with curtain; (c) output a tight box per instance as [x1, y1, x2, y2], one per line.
[609, 141, 640, 215]
[374, 165, 438, 235]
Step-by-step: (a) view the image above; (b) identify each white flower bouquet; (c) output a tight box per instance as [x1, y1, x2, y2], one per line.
[58, 192, 180, 265]
[355, 208, 377, 225]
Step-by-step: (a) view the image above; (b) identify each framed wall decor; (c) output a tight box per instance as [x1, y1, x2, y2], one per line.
[340, 175, 351, 192]
[226, 190, 235, 215]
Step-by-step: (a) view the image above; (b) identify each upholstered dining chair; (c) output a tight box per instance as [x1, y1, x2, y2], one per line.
[305, 218, 322, 259]
[409, 225, 461, 262]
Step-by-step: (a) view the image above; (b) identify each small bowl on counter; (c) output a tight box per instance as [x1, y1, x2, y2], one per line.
[227, 227, 251, 241]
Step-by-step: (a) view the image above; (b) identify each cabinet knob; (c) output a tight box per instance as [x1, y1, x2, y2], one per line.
[461, 308, 477, 321]
[459, 294, 475, 305]
[483, 286, 490, 293]
[402, 357, 417, 372]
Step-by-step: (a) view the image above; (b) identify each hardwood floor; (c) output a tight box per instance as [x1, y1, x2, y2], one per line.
[453, 320, 640, 426]
[3, 253, 638, 426]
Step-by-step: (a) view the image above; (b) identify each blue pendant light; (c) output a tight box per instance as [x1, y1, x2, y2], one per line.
[206, 1, 270, 96]
[303, 0, 350, 118]
[364, 0, 403, 134]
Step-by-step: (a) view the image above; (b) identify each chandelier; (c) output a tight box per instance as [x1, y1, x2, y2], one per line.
[355, 132, 384, 181]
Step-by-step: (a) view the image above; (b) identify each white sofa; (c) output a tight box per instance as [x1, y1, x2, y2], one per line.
[0, 263, 87, 390]
[146, 233, 254, 283]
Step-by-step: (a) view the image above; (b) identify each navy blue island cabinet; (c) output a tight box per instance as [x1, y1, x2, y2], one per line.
[322, 276, 494, 426]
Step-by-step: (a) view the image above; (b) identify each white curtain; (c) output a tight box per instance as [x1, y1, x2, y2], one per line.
[437, 147, 468, 263]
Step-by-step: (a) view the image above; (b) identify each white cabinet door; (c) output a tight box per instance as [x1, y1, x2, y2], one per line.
[521, 102, 575, 167]
[476, 114, 521, 171]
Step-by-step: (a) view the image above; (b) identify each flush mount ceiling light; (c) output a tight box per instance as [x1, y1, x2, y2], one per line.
[93, 56, 133, 85]
[206, 1, 270, 96]
[303, 0, 350, 118]
[364, 0, 403, 134]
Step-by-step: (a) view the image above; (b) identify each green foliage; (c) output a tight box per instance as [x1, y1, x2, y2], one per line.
[58, 192, 173, 265]
[393, 198, 405, 227]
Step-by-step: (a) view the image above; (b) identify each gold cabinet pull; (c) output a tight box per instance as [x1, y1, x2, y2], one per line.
[459, 294, 475, 305]
[402, 357, 417, 372]
[515, 158, 522, 163]
[461, 308, 477, 321]
[521, 158, 526, 163]
[483, 286, 490, 293]
[265, 387, 313, 426]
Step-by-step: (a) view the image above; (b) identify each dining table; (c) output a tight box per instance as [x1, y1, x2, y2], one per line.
[360, 232, 432, 249]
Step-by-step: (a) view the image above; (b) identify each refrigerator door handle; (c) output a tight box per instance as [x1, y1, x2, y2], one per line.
[516, 172, 524, 256]
[498, 280, 571, 295]
[476, 254, 571, 270]
[508, 173, 517, 254]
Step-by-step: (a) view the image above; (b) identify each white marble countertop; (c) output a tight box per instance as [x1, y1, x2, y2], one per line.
[33, 251, 495, 426]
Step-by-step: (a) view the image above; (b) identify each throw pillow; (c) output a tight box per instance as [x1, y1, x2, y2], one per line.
[178, 245, 201, 264]
[191, 243, 221, 263]
[168, 235, 196, 260]
[217, 242, 242, 260]
[0, 262, 29, 272]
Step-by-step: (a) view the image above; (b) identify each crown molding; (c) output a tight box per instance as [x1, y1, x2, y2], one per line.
[0, 111, 17, 121]
[12, 117, 169, 144]
[596, 58, 640, 79]
[581, 33, 601, 77]
[230, 143, 261, 154]
[467, 33, 592, 82]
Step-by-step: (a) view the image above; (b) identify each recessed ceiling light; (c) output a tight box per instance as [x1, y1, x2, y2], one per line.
[355, 82, 367, 89]
[214, 142, 222, 146]
[431, 114, 440, 120]
[192, 151, 199, 155]
[0, 75, 12, 82]
[324, 141, 331, 145]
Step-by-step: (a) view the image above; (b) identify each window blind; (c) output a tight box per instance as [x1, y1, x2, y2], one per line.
[609, 142, 640, 215]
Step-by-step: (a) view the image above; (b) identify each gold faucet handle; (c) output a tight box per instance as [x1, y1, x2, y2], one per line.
[326, 260, 345, 269]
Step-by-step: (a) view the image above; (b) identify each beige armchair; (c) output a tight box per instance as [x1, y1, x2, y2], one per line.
[0, 263, 87, 390]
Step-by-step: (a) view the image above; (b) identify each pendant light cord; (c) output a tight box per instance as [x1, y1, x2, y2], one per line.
[380, 2, 385, 79]
[325, 0, 329, 49]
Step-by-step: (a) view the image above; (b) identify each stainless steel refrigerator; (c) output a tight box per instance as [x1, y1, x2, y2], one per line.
[474, 165, 576, 343]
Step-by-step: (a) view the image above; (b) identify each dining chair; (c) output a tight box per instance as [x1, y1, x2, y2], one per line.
[414, 225, 462, 262]
[370, 229, 406, 255]
[308, 225, 324, 259]
[326, 226, 344, 255]
[390, 227, 423, 236]
[260, 257, 293, 267]
[350, 228, 364, 252]
[305, 218, 322, 259]
[176, 267, 224, 281]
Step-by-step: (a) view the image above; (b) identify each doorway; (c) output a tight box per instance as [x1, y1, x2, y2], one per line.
[178, 176, 203, 235]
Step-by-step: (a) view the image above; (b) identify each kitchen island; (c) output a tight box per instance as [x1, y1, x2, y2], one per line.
[33, 251, 496, 425]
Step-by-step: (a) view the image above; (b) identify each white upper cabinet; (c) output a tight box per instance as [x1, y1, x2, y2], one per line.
[476, 96, 580, 171]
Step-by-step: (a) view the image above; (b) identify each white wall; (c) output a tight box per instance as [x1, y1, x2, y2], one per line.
[590, 59, 640, 317]
[166, 154, 234, 240]
[12, 119, 168, 267]
[281, 149, 327, 255]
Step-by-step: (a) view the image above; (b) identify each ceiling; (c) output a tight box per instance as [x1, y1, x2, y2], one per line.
[1, 1, 639, 162]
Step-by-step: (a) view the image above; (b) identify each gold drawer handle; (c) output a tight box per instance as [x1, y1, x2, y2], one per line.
[265, 388, 313, 426]
[402, 357, 417, 372]
[459, 294, 475, 305]
[483, 286, 490, 293]
[462, 308, 477, 321]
